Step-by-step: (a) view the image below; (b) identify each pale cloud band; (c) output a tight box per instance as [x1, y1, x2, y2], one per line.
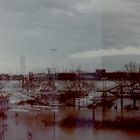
[70, 47, 140, 58]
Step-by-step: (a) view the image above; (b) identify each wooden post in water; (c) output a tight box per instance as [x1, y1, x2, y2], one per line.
[102, 78, 107, 111]
[120, 85, 123, 112]
[92, 107, 95, 121]
[133, 90, 136, 109]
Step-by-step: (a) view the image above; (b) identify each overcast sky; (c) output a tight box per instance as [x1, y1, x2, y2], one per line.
[0, 0, 140, 73]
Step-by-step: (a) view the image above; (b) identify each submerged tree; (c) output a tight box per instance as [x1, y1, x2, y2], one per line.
[58, 69, 95, 106]
[124, 61, 138, 73]
[123, 62, 140, 109]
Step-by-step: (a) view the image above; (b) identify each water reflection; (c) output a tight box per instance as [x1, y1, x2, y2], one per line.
[0, 118, 7, 140]
[1, 106, 139, 140]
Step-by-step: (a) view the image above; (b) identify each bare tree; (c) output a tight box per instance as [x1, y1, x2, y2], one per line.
[58, 71, 95, 106]
[123, 62, 140, 109]
[124, 62, 138, 73]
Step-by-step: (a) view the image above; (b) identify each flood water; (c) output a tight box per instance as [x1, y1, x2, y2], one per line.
[1, 106, 140, 140]
[0, 80, 140, 140]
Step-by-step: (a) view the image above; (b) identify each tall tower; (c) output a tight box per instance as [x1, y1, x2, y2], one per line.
[20, 55, 26, 75]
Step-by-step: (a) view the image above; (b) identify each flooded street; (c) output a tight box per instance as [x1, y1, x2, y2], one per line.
[0, 80, 140, 140]
[1, 106, 139, 140]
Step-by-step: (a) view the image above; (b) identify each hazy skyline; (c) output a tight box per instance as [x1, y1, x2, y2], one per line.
[0, 0, 140, 73]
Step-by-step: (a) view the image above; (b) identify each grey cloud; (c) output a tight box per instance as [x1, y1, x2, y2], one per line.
[1, 0, 139, 72]
[102, 0, 140, 49]
[0, 0, 75, 13]
[0, 0, 102, 73]
[101, 0, 140, 71]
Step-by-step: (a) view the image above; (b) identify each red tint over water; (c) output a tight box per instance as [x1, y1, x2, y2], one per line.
[1, 106, 140, 140]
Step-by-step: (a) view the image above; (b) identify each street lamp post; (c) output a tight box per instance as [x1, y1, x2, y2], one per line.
[52, 106, 58, 140]
[50, 49, 58, 103]
[50, 49, 58, 73]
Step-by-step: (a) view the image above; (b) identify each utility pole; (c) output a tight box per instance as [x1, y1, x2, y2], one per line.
[120, 85, 123, 112]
